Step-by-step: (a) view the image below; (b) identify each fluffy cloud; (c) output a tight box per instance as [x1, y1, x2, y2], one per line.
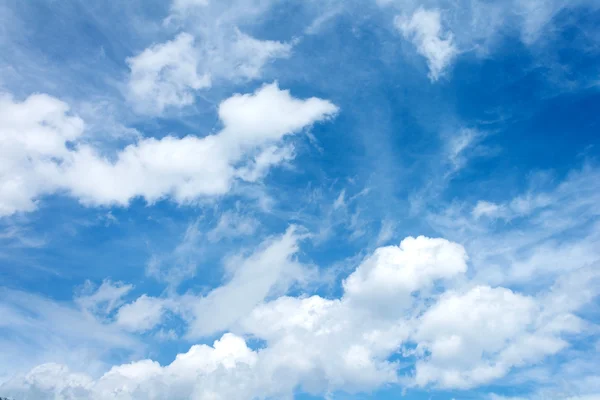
[0, 93, 84, 216]
[412, 286, 567, 389]
[343, 236, 468, 313]
[1, 234, 596, 399]
[0, 83, 338, 216]
[1, 334, 257, 400]
[115, 295, 172, 333]
[396, 8, 458, 81]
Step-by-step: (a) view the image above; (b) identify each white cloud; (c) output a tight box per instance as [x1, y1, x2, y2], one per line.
[0, 83, 338, 216]
[396, 8, 458, 81]
[2, 234, 597, 398]
[0, 93, 84, 216]
[375, 218, 395, 245]
[343, 236, 468, 313]
[126, 33, 211, 115]
[0, 288, 138, 381]
[115, 295, 171, 333]
[75, 280, 133, 318]
[1, 334, 257, 400]
[412, 285, 569, 389]
[186, 226, 309, 337]
[126, 28, 291, 114]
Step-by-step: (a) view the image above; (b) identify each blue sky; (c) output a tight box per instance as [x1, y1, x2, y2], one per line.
[1, 0, 600, 399]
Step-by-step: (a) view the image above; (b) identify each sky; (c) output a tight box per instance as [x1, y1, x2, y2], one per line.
[0, 0, 599, 399]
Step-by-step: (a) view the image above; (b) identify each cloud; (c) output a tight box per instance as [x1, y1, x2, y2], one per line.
[343, 236, 468, 313]
[0, 288, 139, 381]
[0, 333, 257, 400]
[115, 295, 172, 333]
[0, 93, 85, 216]
[429, 165, 600, 286]
[396, 8, 458, 81]
[0, 83, 338, 217]
[186, 226, 309, 337]
[126, 33, 211, 115]
[384, 0, 600, 63]
[207, 211, 259, 242]
[75, 280, 134, 318]
[126, 29, 291, 114]
[115, 227, 310, 336]
[412, 285, 571, 389]
[2, 232, 597, 398]
[472, 200, 505, 219]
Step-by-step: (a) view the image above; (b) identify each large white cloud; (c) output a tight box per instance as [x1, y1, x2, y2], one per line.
[0, 93, 85, 216]
[343, 236, 468, 313]
[1, 234, 596, 398]
[0, 83, 338, 216]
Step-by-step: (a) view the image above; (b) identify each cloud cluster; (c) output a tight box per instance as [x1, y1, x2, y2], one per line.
[2, 235, 592, 399]
[0, 83, 338, 217]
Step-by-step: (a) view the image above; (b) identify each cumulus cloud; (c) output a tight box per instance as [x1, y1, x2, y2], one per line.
[343, 236, 468, 313]
[383, 0, 600, 68]
[4, 233, 592, 398]
[472, 200, 506, 219]
[0, 83, 338, 216]
[2, 232, 597, 398]
[207, 211, 259, 242]
[0, 93, 85, 216]
[396, 8, 458, 81]
[0, 334, 256, 400]
[413, 285, 568, 389]
[430, 165, 600, 285]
